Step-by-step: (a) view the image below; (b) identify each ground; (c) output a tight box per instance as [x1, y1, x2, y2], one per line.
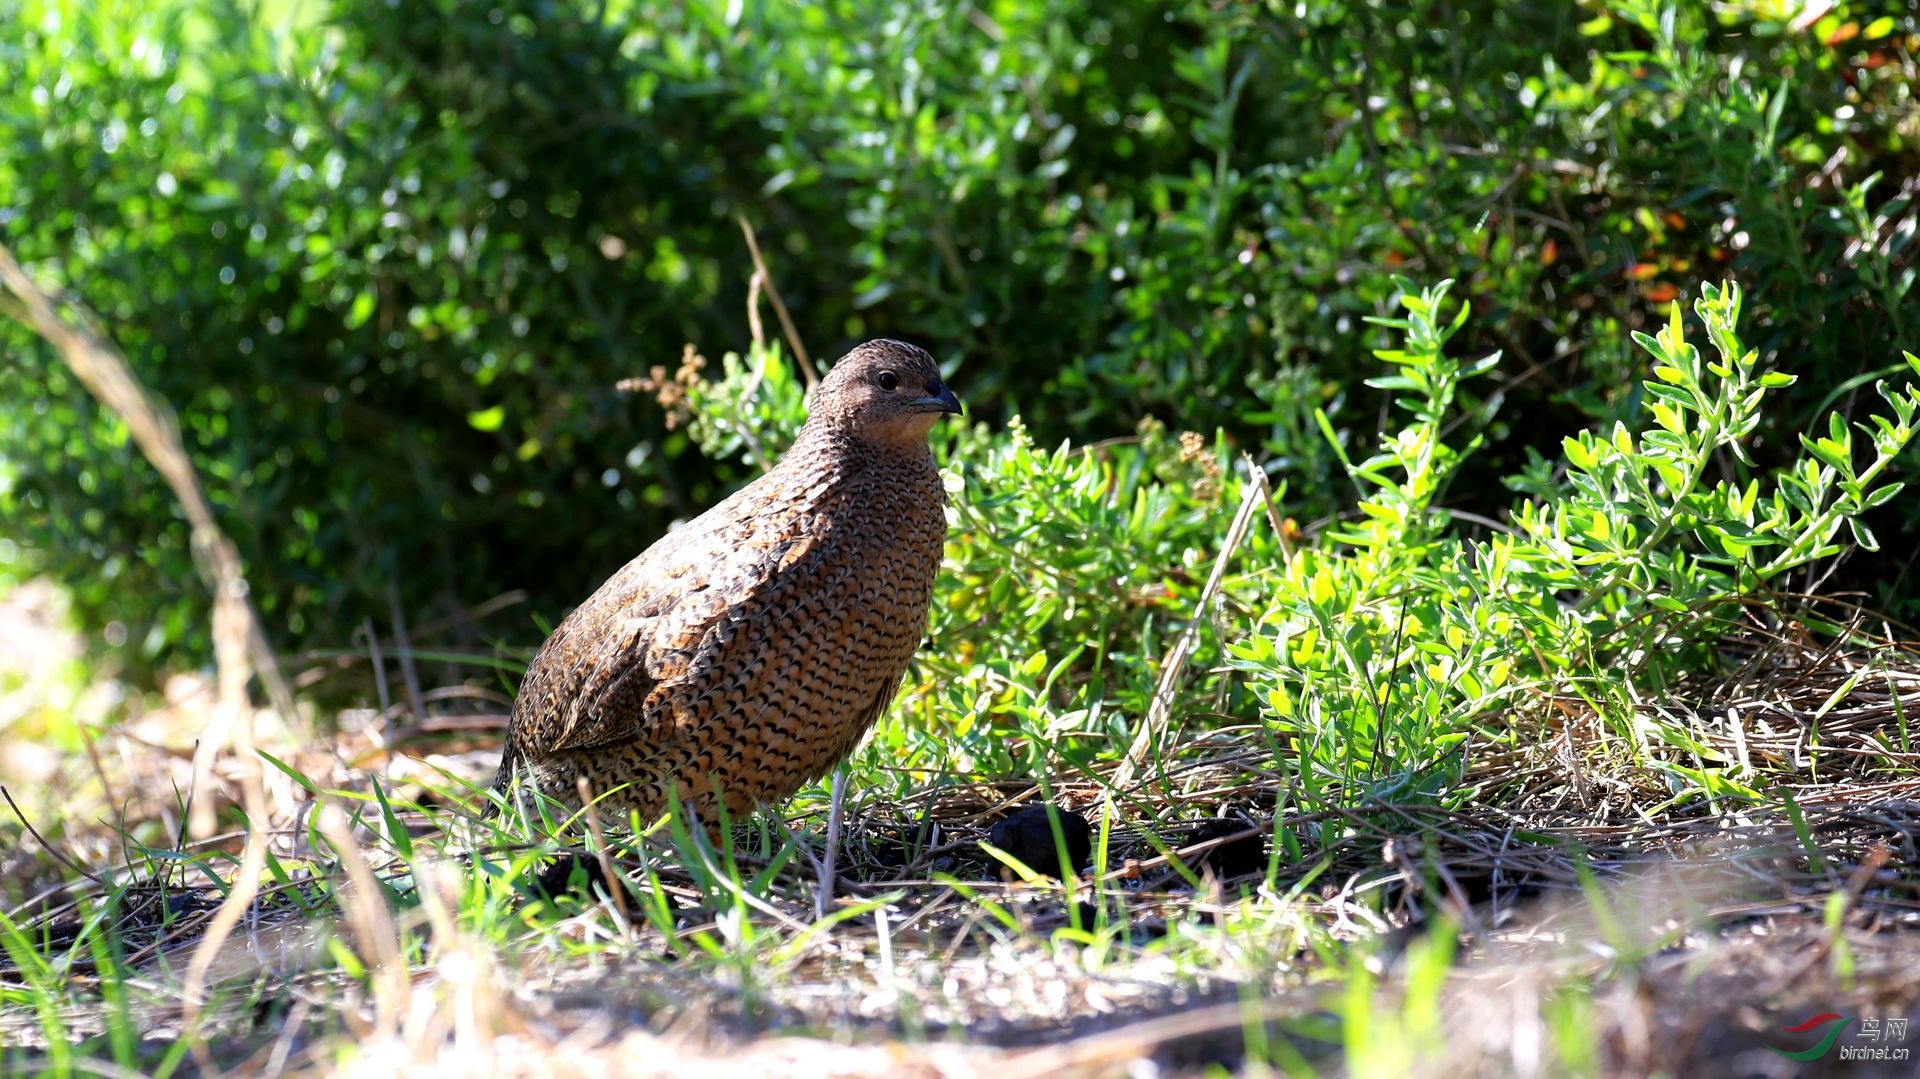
[5, 583, 1920, 1077]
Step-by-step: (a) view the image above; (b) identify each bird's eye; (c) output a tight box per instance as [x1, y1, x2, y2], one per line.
[877, 370, 899, 390]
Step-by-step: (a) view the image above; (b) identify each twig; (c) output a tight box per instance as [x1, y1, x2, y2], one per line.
[734, 268, 775, 474]
[1000, 999, 1303, 1077]
[262, 995, 312, 1077]
[76, 723, 119, 835]
[362, 589, 528, 647]
[386, 581, 428, 724]
[745, 269, 766, 347]
[577, 777, 633, 938]
[181, 572, 275, 1065]
[816, 766, 849, 920]
[0, 246, 293, 1017]
[735, 215, 816, 385]
[1, 787, 110, 889]
[0, 245, 299, 734]
[1240, 451, 1292, 562]
[1112, 462, 1266, 792]
[316, 803, 407, 1035]
[362, 616, 393, 719]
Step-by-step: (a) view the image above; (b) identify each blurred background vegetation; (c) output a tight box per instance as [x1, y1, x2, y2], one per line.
[2, 0, 1916, 684]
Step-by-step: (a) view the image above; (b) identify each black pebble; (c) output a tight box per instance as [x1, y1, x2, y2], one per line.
[872, 816, 938, 871]
[987, 804, 1094, 879]
[1184, 818, 1269, 880]
[529, 852, 588, 897]
[528, 852, 631, 902]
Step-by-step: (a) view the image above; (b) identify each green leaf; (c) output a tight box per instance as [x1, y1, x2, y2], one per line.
[1799, 434, 1849, 472]
[467, 406, 506, 432]
[1863, 482, 1905, 509]
[851, 282, 895, 309]
[1588, 509, 1611, 542]
[1848, 518, 1879, 550]
[1563, 437, 1595, 471]
[346, 290, 375, 330]
[257, 749, 321, 795]
[372, 782, 414, 862]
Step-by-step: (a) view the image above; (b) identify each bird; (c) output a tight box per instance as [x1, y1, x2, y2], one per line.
[490, 339, 962, 832]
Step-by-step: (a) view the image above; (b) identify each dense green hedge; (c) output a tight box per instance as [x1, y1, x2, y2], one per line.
[1, 0, 1914, 674]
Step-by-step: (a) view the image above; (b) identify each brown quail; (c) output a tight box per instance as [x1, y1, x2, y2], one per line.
[491, 339, 961, 829]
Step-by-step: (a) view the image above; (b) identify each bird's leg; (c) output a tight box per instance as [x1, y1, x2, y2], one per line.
[814, 765, 849, 920]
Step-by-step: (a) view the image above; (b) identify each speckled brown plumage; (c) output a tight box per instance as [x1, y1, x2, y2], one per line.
[491, 339, 961, 828]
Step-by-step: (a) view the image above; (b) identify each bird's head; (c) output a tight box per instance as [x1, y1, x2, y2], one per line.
[809, 339, 962, 447]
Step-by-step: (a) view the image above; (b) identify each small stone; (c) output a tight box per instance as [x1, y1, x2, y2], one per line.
[1183, 817, 1269, 880]
[988, 804, 1094, 879]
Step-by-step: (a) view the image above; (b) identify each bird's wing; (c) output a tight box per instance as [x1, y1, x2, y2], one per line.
[514, 483, 838, 758]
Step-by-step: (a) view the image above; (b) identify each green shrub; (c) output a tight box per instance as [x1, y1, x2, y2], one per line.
[839, 277, 1917, 810]
[2, 0, 1914, 674]
[1227, 279, 1917, 806]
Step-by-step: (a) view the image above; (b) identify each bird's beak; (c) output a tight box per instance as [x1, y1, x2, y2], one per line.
[912, 385, 964, 416]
